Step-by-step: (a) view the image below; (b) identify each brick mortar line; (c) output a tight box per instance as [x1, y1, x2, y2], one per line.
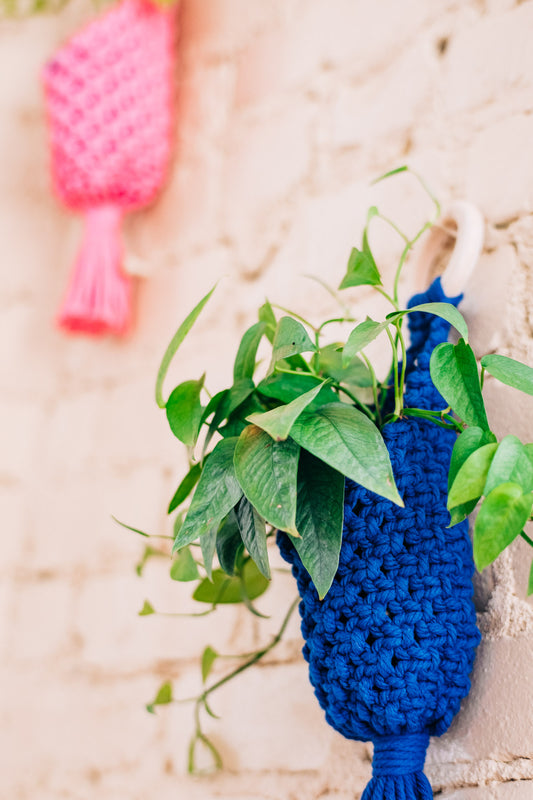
[430, 756, 533, 790]
[0, 644, 305, 680]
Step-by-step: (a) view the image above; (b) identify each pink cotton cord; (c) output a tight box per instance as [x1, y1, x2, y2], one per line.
[58, 205, 132, 336]
[43, 0, 175, 337]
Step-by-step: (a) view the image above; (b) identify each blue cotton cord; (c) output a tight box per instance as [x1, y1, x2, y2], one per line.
[278, 277, 480, 800]
[372, 732, 429, 775]
[362, 732, 433, 800]
[403, 276, 463, 412]
[361, 773, 433, 800]
[362, 733, 433, 798]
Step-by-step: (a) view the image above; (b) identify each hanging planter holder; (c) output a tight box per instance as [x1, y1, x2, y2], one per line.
[43, 0, 175, 335]
[279, 276, 481, 800]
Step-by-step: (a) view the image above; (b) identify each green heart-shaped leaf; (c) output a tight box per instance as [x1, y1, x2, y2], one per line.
[268, 317, 316, 373]
[339, 248, 382, 290]
[447, 443, 498, 509]
[200, 525, 217, 582]
[170, 547, 200, 582]
[448, 499, 478, 527]
[201, 646, 218, 683]
[173, 438, 243, 551]
[258, 300, 277, 343]
[234, 426, 300, 535]
[484, 435, 533, 496]
[233, 322, 266, 382]
[388, 302, 468, 342]
[216, 511, 243, 575]
[430, 339, 489, 429]
[193, 561, 269, 604]
[156, 284, 216, 408]
[481, 354, 533, 397]
[139, 600, 155, 616]
[447, 426, 497, 526]
[290, 404, 402, 506]
[319, 344, 373, 388]
[474, 482, 533, 571]
[146, 681, 173, 714]
[448, 427, 497, 491]
[168, 461, 203, 514]
[235, 497, 270, 579]
[166, 377, 205, 447]
[246, 381, 328, 441]
[257, 372, 337, 406]
[289, 450, 345, 599]
[343, 318, 388, 366]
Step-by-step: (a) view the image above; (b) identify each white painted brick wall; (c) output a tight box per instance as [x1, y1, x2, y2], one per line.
[1, 0, 533, 798]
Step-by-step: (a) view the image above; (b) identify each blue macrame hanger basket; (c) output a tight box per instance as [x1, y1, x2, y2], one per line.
[279, 201, 485, 800]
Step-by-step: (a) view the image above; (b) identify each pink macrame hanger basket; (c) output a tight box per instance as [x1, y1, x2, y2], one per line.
[43, 0, 175, 336]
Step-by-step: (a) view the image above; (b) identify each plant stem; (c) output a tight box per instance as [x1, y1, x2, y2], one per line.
[400, 407, 463, 432]
[317, 316, 357, 332]
[274, 364, 320, 378]
[203, 596, 299, 698]
[144, 547, 171, 559]
[392, 242, 412, 307]
[271, 303, 318, 332]
[402, 406, 460, 425]
[521, 531, 533, 548]
[112, 515, 174, 540]
[217, 650, 266, 661]
[376, 213, 410, 244]
[411, 168, 441, 218]
[303, 274, 353, 317]
[178, 597, 300, 709]
[156, 608, 216, 618]
[391, 178, 440, 306]
[187, 582, 293, 774]
[313, 329, 321, 373]
[361, 352, 381, 426]
[385, 326, 400, 419]
[333, 383, 375, 420]
[397, 322, 408, 404]
[374, 286, 398, 311]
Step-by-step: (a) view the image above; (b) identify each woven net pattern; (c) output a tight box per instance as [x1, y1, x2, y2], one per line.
[43, 0, 174, 211]
[279, 278, 480, 744]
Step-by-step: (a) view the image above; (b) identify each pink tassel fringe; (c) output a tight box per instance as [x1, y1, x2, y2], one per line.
[58, 205, 131, 336]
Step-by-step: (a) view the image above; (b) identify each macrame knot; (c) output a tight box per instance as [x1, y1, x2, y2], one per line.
[372, 732, 429, 776]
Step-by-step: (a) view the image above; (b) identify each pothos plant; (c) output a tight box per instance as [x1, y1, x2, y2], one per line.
[118, 166, 533, 774]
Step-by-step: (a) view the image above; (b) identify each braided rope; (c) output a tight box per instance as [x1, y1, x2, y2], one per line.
[279, 278, 480, 796]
